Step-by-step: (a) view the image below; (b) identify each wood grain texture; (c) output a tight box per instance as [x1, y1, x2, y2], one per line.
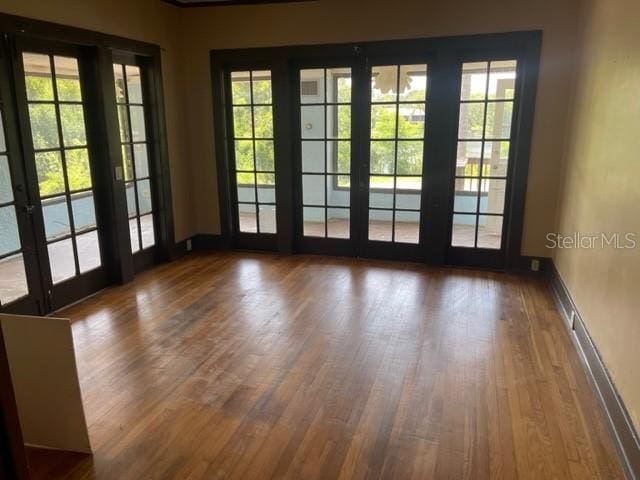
[26, 252, 624, 479]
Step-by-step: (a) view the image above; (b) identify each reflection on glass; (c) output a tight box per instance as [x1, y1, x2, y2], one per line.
[129, 105, 146, 141]
[77, 230, 101, 273]
[126, 182, 136, 217]
[255, 140, 274, 171]
[48, 238, 75, 284]
[252, 71, 272, 104]
[66, 149, 92, 191]
[42, 196, 71, 241]
[303, 207, 324, 237]
[35, 151, 64, 196]
[29, 104, 59, 149]
[231, 71, 251, 105]
[23, 53, 54, 101]
[395, 210, 420, 244]
[478, 215, 503, 249]
[303, 174, 325, 206]
[368, 209, 393, 241]
[238, 204, 257, 233]
[126, 65, 143, 104]
[54, 56, 82, 101]
[0, 254, 29, 304]
[458, 103, 485, 139]
[301, 106, 324, 139]
[113, 64, 126, 103]
[327, 208, 349, 239]
[60, 104, 86, 146]
[0, 206, 20, 256]
[488, 60, 517, 100]
[460, 62, 488, 101]
[134, 143, 149, 178]
[71, 192, 97, 232]
[129, 217, 140, 253]
[258, 205, 276, 234]
[141, 214, 155, 249]
[396, 141, 423, 175]
[451, 214, 476, 247]
[136, 179, 152, 215]
[0, 156, 12, 204]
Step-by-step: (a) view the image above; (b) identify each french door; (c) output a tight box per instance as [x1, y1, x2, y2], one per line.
[214, 32, 541, 269]
[295, 62, 359, 255]
[0, 43, 42, 314]
[11, 40, 109, 311]
[292, 59, 431, 262]
[112, 55, 162, 272]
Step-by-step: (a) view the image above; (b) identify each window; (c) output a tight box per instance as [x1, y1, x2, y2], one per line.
[231, 70, 277, 234]
[368, 64, 427, 244]
[23, 52, 101, 284]
[114, 62, 156, 253]
[451, 60, 516, 249]
[300, 68, 352, 239]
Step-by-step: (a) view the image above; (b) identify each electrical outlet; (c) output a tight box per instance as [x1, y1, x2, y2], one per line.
[186, 239, 192, 252]
[531, 258, 540, 272]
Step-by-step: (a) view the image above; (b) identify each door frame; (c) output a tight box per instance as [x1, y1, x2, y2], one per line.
[212, 31, 541, 269]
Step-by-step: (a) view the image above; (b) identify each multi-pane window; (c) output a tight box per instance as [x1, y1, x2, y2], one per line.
[451, 60, 517, 249]
[0, 93, 29, 305]
[23, 53, 101, 284]
[231, 70, 277, 234]
[113, 63, 155, 253]
[368, 64, 427, 244]
[300, 68, 351, 239]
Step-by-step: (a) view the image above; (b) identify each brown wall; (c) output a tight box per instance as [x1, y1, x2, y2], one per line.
[554, 0, 640, 432]
[177, 0, 582, 256]
[0, 0, 195, 241]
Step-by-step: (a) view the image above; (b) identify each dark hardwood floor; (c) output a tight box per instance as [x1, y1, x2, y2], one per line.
[26, 252, 624, 479]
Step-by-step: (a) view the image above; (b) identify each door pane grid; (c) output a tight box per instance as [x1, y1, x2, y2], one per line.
[232, 70, 276, 234]
[368, 64, 427, 244]
[0, 97, 30, 305]
[23, 52, 102, 284]
[114, 63, 156, 252]
[300, 68, 352, 239]
[451, 60, 516, 250]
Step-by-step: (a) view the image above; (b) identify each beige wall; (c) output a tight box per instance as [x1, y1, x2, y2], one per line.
[177, 0, 582, 256]
[554, 0, 640, 432]
[0, 0, 195, 241]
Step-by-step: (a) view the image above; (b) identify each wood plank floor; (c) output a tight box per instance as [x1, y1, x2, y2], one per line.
[26, 252, 624, 479]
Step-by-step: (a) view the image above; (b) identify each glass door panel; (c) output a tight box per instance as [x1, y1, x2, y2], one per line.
[450, 60, 517, 252]
[365, 64, 427, 250]
[230, 70, 277, 237]
[0, 104, 30, 308]
[113, 62, 157, 254]
[22, 52, 102, 285]
[300, 67, 352, 241]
